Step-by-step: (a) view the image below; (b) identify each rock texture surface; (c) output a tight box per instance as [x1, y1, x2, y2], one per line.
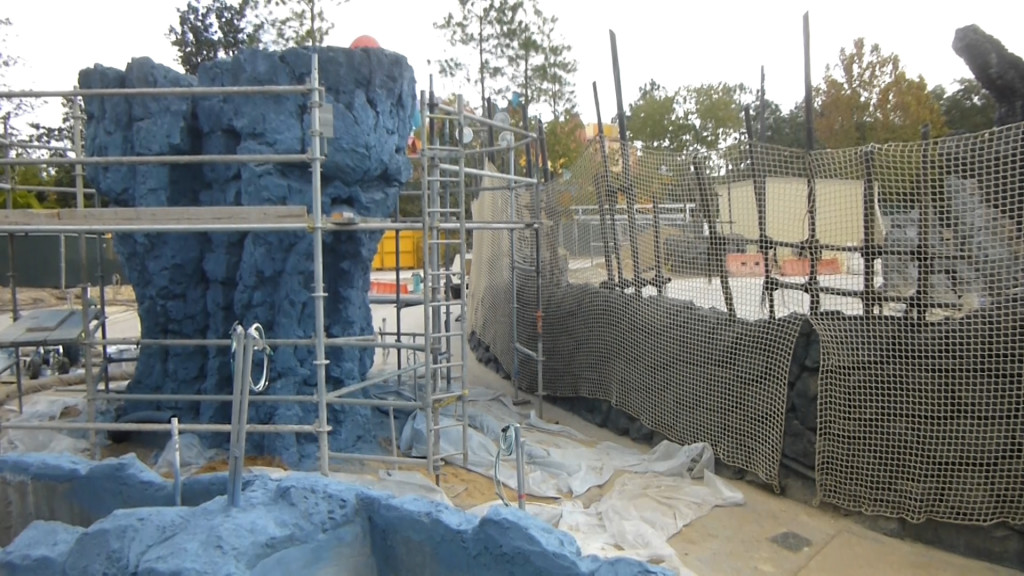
[77, 47, 416, 467]
[0, 453, 671, 576]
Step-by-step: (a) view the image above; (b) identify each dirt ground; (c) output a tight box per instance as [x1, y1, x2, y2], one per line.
[0, 285, 137, 312]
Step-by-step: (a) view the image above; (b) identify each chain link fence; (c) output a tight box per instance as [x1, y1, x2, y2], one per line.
[468, 122, 1024, 524]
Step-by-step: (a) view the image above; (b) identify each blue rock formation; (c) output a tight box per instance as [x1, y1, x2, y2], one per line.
[0, 453, 672, 576]
[77, 47, 415, 467]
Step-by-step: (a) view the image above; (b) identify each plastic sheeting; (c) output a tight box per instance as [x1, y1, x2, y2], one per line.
[0, 395, 92, 456]
[401, 390, 744, 574]
[153, 433, 222, 478]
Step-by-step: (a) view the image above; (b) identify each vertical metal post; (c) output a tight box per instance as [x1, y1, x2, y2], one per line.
[2, 115, 22, 414]
[512, 423, 526, 511]
[422, 85, 441, 485]
[441, 116, 453, 393]
[392, 199, 402, 462]
[693, 157, 737, 318]
[803, 12, 822, 314]
[744, 106, 775, 319]
[486, 97, 496, 165]
[72, 94, 98, 457]
[609, 30, 642, 289]
[507, 142, 522, 404]
[592, 82, 622, 285]
[170, 416, 182, 506]
[91, 159, 111, 394]
[227, 325, 248, 507]
[652, 199, 665, 296]
[59, 234, 66, 293]
[456, 95, 470, 470]
[916, 124, 933, 321]
[534, 124, 546, 420]
[862, 145, 878, 315]
[309, 53, 331, 476]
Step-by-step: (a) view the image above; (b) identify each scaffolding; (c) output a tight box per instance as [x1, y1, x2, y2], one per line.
[0, 53, 545, 486]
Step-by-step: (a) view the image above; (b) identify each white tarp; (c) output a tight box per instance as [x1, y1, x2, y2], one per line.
[400, 390, 744, 574]
[0, 395, 91, 456]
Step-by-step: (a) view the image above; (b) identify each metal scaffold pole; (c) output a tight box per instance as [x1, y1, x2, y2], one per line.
[456, 95, 470, 470]
[0, 78, 537, 486]
[1, 115, 23, 414]
[309, 53, 332, 476]
[421, 87, 440, 484]
[72, 93, 99, 460]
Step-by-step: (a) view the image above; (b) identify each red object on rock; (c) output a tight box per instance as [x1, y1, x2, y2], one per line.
[350, 35, 380, 49]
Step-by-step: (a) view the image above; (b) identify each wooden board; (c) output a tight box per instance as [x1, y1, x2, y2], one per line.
[0, 308, 98, 347]
[0, 205, 309, 227]
[44, 308, 100, 346]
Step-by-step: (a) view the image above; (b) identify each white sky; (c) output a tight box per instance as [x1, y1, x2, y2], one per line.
[5, 0, 1024, 131]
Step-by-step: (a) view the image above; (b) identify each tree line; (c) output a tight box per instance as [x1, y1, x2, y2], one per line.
[0, 3, 1000, 210]
[626, 37, 995, 155]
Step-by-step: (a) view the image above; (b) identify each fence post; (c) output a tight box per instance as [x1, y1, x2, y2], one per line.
[692, 156, 737, 318]
[914, 124, 933, 321]
[862, 145, 878, 315]
[744, 105, 775, 319]
[802, 12, 822, 314]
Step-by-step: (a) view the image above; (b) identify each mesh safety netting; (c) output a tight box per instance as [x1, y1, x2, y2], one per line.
[466, 123, 1024, 523]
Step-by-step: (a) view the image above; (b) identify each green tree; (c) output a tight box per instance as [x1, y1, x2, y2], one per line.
[434, 0, 524, 112]
[0, 18, 34, 126]
[930, 78, 996, 134]
[757, 100, 807, 149]
[684, 82, 751, 150]
[265, 0, 348, 48]
[626, 80, 689, 150]
[542, 111, 584, 177]
[626, 80, 750, 155]
[23, 97, 89, 208]
[502, 0, 577, 119]
[167, 0, 267, 75]
[815, 38, 946, 148]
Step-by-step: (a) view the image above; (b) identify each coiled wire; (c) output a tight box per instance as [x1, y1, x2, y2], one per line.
[493, 424, 517, 507]
[229, 322, 273, 394]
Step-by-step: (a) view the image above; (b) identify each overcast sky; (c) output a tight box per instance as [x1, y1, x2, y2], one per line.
[5, 0, 1024, 131]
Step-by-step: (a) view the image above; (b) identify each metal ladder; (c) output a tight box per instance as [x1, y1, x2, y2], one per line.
[504, 123, 545, 419]
[419, 90, 471, 482]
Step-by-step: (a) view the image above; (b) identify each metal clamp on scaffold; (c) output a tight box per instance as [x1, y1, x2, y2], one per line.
[229, 322, 273, 394]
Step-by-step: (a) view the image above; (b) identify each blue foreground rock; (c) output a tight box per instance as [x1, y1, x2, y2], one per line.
[0, 453, 672, 576]
[76, 46, 416, 467]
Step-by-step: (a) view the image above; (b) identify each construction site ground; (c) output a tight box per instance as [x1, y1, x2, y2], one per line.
[0, 287, 1017, 576]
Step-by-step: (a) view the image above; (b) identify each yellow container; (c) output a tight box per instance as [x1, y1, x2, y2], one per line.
[373, 230, 424, 270]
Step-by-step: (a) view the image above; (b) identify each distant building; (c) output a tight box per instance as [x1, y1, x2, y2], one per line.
[578, 122, 636, 173]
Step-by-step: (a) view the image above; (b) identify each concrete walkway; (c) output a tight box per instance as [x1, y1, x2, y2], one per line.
[462, 357, 1019, 576]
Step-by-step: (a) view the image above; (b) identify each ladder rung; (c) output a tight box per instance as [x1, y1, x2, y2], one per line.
[513, 264, 535, 271]
[427, 270, 464, 276]
[431, 421, 466, 432]
[514, 342, 539, 360]
[427, 301, 465, 307]
[430, 331, 464, 339]
[432, 361, 464, 370]
[433, 391, 465, 402]
[437, 451, 466, 460]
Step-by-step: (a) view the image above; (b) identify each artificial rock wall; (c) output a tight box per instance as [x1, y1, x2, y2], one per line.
[78, 47, 416, 466]
[0, 453, 670, 576]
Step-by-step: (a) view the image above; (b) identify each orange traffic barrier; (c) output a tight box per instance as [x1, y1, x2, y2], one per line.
[369, 281, 410, 295]
[726, 253, 765, 277]
[780, 258, 841, 276]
